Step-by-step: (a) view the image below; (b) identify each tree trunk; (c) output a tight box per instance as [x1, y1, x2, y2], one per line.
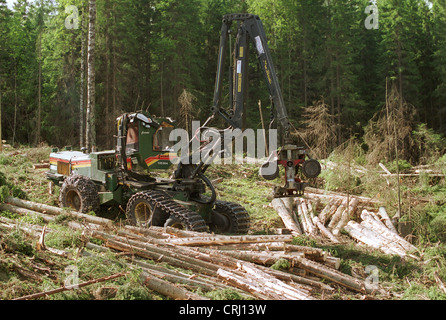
[36, 28, 42, 145]
[0, 82, 2, 152]
[86, 0, 96, 152]
[79, 5, 86, 148]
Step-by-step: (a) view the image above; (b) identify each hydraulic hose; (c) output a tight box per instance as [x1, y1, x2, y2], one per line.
[192, 171, 217, 205]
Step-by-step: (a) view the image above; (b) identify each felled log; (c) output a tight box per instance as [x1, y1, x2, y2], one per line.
[32, 163, 50, 169]
[92, 231, 221, 277]
[5, 197, 113, 228]
[217, 268, 278, 300]
[124, 225, 171, 239]
[0, 203, 56, 223]
[327, 198, 348, 230]
[271, 198, 302, 235]
[305, 187, 384, 206]
[296, 199, 315, 236]
[237, 262, 315, 300]
[318, 199, 342, 225]
[140, 271, 209, 300]
[291, 255, 374, 294]
[249, 261, 334, 292]
[133, 259, 229, 293]
[360, 210, 418, 254]
[163, 234, 295, 246]
[378, 207, 398, 234]
[203, 242, 325, 258]
[332, 197, 360, 236]
[344, 220, 407, 257]
[13, 272, 128, 300]
[312, 216, 340, 243]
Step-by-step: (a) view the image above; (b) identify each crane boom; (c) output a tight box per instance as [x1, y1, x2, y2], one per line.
[210, 13, 290, 138]
[210, 13, 321, 197]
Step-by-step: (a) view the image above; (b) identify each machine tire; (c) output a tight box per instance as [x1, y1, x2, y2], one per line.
[125, 191, 164, 228]
[126, 190, 208, 232]
[210, 200, 250, 234]
[59, 174, 100, 214]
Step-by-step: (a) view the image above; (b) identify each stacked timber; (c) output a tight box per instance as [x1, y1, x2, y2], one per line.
[1, 196, 386, 300]
[271, 190, 420, 260]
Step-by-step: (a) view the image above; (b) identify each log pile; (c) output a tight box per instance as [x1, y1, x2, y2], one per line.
[0, 197, 386, 300]
[271, 190, 420, 260]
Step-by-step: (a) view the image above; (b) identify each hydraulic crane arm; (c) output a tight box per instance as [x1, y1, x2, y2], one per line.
[209, 14, 321, 197]
[210, 13, 290, 139]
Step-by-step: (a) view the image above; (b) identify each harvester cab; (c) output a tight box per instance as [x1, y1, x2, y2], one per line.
[115, 112, 177, 173]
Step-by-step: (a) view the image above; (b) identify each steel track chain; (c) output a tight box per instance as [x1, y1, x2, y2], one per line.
[132, 190, 209, 232]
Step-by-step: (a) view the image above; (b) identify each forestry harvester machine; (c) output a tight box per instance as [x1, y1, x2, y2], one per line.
[46, 14, 321, 233]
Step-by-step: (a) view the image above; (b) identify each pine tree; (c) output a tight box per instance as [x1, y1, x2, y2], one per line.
[85, 0, 96, 151]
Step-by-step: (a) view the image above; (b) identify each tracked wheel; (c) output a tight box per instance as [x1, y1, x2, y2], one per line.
[59, 174, 100, 214]
[210, 200, 250, 234]
[126, 190, 208, 232]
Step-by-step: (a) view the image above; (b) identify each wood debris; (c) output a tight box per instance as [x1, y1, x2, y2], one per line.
[1, 197, 387, 300]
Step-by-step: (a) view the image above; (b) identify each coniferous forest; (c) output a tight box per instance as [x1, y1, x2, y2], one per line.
[0, 0, 445, 160]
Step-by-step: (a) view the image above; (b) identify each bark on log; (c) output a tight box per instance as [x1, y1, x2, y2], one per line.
[271, 198, 302, 235]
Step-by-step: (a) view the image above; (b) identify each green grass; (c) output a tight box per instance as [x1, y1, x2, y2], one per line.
[2, 144, 446, 300]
